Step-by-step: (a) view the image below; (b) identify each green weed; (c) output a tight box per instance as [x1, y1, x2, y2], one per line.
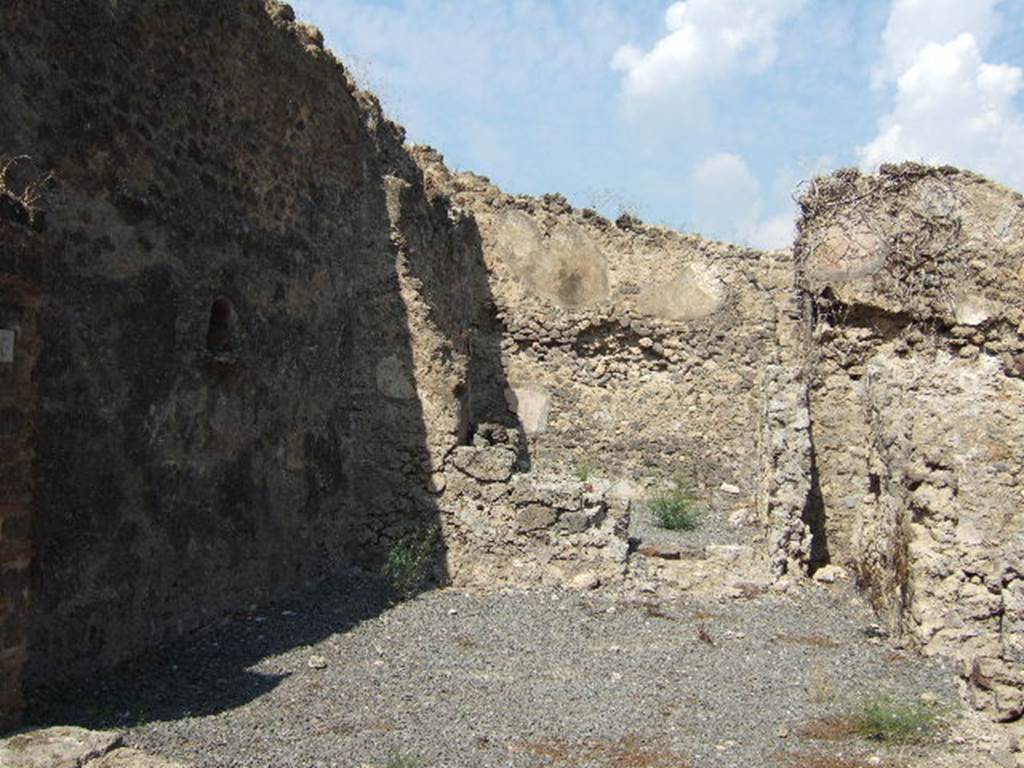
[648, 475, 701, 531]
[575, 459, 596, 482]
[383, 525, 441, 599]
[858, 693, 946, 743]
[383, 752, 419, 768]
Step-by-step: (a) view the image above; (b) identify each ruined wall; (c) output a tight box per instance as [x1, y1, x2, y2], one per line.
[0, 222, 45, 731]
[415, 151, 802, 589]
[0, 0, 493, 696]
[797, 164, 1024, 721]
[4, 0, 1023, 738]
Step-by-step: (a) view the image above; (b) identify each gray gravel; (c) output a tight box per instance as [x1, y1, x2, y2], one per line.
[28, 572, 961, 768]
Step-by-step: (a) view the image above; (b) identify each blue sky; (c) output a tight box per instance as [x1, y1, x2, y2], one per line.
[290, 0, 1024, 248]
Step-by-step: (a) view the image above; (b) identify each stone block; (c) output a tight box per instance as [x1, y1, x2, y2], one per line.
[558, 511, 592, 534]
[0, 726, 123, 768]
[515, 505, 557, 532]
[451, 446, 517, 483]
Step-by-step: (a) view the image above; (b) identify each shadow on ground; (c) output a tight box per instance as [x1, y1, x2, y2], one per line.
[24, 570, 396, 728]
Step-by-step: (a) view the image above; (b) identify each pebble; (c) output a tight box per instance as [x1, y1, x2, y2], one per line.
[570, 572, 601, 590]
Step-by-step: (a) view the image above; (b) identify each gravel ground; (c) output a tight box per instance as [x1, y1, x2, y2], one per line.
[28, 572, 962, 768]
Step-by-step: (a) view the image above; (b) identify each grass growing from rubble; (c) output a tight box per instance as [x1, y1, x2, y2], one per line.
[798, 691, 947, 745]
[858, 692, 946, 743]
[575, 459, 596, 482]
[383, 524, 441, 599]
[648, 474, 701, 531]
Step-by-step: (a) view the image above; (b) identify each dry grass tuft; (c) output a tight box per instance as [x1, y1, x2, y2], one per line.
[0, 155, 53, 209]
[796, 693, 946, 745]
[696, 624, 715, 646]
[733, 582, 768, 599]
[643, 602, 676, 620]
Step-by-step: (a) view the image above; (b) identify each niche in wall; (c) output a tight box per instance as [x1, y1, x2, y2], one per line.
[205, 297, 238, 355]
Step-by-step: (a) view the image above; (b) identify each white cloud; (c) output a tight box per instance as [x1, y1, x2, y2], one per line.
[692, 152, 760, 199]
[611, 0, 805, 111]
[690, 153, 795, 249]
[750, 213, 797, 250]
[859, 10, 1024, 191]
[873, 0, 1001, 87]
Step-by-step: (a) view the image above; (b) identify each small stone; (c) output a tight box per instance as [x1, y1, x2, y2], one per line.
[295, 22, 324, 49]
[452, 446, 517, 482]
[772, 577, 793, 593]
[570, 572, 601, 590]
[720, 482, 741, 495]
[268, 2, 295, 22]
[447, 608, 458, 616]
[727, 508, 751, 527]
[919, 691, 941, 706]
[637, 544, 682, 560]
[864, 623, 888, 638]
[813, 564, 849, 584]
[308, 655, 328, 670]
[776, 726, 790, 739]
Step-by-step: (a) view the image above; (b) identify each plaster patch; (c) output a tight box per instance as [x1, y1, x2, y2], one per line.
[496, 211, 608, 308]
[637, 263, 725, 321]
[375, 355, 417, 400]
[505, 385, 551, 435]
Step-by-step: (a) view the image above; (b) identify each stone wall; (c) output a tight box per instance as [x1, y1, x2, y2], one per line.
[0, 0, 494, 694]
[416, 150, 800, 588]
[797, 164, 1024, 721]
[3, 0, 1024, 737]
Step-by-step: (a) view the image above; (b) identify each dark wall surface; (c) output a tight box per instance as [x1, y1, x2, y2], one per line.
[0, 0, 475, 687]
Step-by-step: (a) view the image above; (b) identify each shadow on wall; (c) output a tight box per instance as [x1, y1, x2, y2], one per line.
[391, 167, 528, 460]
[0, 0, 520, 728]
